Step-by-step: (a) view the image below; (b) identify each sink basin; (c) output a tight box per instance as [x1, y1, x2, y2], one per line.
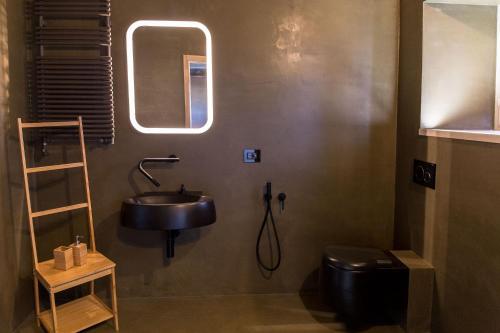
[121, 192, 216, 258]
[122, 192, 216, 231]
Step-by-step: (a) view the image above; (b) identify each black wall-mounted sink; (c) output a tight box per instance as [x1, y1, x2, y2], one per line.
[121, 192, 216, 258]
[122, 192, 216, 230]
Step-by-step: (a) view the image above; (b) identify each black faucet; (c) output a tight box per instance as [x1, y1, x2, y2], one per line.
[138, 156, 180, 187]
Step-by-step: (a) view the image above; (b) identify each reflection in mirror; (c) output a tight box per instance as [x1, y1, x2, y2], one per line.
[126, 20, 213, 134]
[184, 55, 207, 128]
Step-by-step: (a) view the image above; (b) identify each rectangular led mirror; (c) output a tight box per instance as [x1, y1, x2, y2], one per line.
[126, 21, 213, 134]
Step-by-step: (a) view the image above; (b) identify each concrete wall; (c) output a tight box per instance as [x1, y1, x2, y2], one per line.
[0, 0, 36, 330]
[395, 1, 500, 332]
[28, 0, 400, 299]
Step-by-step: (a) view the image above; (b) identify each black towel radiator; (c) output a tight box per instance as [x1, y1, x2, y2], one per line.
[27, 0, 115, 145]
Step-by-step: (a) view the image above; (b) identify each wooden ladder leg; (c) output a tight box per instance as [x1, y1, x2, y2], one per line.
[50, 291, 58, 333]
[33, 276, 41, 327]
[110, 268, 119, 331]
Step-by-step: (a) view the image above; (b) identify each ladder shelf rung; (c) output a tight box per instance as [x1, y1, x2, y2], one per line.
[21, 121, 80, 128]
[32, 202, 88, 218]
[26, 162, 84, 174]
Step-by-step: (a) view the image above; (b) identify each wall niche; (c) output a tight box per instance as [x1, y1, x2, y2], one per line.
[420, 0, 500, 143]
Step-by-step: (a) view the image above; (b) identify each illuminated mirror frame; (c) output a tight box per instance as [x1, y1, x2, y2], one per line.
[126, 20, 213, 134]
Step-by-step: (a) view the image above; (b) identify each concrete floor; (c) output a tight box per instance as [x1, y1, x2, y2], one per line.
[15, 294, 404, 333]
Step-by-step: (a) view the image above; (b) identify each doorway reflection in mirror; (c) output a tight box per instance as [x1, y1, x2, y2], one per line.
[183, 55, 207, 129]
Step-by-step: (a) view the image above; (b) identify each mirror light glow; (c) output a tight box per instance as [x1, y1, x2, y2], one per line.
[126, 20, 213, 134]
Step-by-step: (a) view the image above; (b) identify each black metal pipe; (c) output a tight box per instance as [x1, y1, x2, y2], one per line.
[165, 230, 180, 258]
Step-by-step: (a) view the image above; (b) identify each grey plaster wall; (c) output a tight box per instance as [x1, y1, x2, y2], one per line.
[0, 0, 36, 330]
[16, 0, 399, 307]
[395, 1, 500, 332]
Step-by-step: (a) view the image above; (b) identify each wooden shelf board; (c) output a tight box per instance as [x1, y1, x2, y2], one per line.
[39, 294, 113, 333]
[419, 128, 500, 144]
[424, 0, 500, 5]
[36, 251, 115, 290]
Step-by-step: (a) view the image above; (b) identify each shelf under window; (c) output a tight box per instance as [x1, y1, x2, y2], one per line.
[419, 128, 500, 144]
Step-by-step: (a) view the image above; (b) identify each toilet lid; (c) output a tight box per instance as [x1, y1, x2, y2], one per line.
[323, 245, 394, 271]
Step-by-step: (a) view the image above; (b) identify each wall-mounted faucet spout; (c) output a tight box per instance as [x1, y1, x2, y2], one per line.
[138, 156, 180, 187]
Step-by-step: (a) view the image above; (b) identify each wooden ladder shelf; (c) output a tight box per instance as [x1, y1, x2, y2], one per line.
[18, 117, 119, 333]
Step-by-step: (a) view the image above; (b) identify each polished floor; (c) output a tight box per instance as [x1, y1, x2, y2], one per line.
[16, 294, 404, 333]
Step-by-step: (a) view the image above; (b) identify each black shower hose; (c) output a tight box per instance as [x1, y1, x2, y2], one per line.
[256, 195, 281, 271]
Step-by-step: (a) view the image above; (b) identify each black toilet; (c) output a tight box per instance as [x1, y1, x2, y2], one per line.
[319, 245, 409, 325]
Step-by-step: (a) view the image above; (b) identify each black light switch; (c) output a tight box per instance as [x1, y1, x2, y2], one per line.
[413, 159, 436, 189]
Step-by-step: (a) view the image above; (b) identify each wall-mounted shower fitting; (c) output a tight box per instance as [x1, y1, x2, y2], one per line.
[256, 182, 286, 272]
[278, 192, 287, 212]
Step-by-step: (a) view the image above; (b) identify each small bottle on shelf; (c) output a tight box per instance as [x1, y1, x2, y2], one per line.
[70, 235, 88, 266]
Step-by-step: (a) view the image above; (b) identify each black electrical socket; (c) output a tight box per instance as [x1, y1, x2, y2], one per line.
[413, 159, 436, 189]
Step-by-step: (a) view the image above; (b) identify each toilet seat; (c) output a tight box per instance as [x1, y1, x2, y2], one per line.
[323, 245, 395, 271]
